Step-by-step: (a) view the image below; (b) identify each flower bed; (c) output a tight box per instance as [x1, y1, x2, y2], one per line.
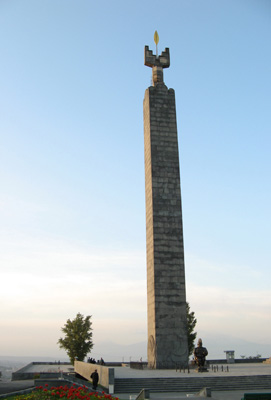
[8, 384, 119, 400]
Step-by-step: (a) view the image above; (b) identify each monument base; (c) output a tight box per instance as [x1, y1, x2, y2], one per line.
[196, 367, 209, 373]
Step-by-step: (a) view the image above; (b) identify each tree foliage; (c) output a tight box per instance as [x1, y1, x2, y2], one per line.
[186, 302, 197, 357]
[58, 312, 93, 364]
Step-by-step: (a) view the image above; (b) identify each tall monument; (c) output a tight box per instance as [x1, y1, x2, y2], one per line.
[143, 35, 189, 369]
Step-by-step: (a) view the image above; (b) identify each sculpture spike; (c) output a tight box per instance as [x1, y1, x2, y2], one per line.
[154, 30, 159, 57]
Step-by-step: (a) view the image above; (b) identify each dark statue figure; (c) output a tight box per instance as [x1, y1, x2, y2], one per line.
[194, 338, 208, 372]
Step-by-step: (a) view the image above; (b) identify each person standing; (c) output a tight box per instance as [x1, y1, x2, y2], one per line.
[90, 369, 99, 390]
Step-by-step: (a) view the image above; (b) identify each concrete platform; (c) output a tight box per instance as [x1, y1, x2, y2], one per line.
[18, 364, 73, 373]
[114, 363, 271, 378]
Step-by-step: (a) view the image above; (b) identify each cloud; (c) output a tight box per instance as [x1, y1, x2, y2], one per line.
[0, 232, 147, 356]
[0, 230, 146, 276]
[185, 253, 264, 284]
[187, 282, 271, 344]
[1, 232, 270, 357]
[185, 252, 271, 344]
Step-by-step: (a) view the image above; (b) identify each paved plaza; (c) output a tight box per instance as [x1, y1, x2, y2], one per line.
[114, 363, 271, 378]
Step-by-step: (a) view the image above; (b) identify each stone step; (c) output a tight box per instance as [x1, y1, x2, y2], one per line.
[114, 375, 271, 393]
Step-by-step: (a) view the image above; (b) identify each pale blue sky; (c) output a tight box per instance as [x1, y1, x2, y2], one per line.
[0, 0, 270, 360]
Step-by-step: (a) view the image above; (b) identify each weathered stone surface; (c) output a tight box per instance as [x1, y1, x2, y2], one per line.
[143, 49, 189, 368]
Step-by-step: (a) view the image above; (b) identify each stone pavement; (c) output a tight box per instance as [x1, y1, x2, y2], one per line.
[114, 363, 271, 378]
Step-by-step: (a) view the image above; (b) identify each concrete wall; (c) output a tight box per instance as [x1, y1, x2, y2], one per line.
[74, 361, 115, 393]
[12, 363, 33, 380]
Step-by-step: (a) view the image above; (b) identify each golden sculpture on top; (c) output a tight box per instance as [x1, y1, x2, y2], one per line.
[154, 31, 159, 56]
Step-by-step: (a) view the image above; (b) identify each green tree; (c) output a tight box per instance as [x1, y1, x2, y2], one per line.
[186, 302, 197, 357]
[58, 312, 93, 364]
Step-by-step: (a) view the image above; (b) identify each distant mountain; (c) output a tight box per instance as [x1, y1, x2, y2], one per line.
[1, 334, 270, 365]
[0, 355, 69, 368]
[90, 341, 147, 362]
[91, 334, 271, 362]
[198, 332, 271, 360]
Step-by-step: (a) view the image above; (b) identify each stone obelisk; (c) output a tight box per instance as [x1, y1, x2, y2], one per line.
[143, 40, 189, 369]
